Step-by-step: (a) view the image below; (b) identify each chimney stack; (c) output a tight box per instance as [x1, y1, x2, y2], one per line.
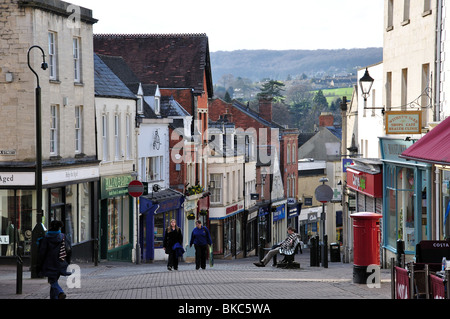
[319, 112, 334, 127]
[259, 96, 273, 123]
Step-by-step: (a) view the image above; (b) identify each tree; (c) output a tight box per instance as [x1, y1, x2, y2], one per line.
[257, 79, 285, 102]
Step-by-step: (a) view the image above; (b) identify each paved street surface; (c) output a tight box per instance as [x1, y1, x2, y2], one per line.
[0, 249, 392, 302]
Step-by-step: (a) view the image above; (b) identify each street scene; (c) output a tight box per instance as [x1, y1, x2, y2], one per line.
[2, 0, 450, 303]
[0, 248, 391, 300]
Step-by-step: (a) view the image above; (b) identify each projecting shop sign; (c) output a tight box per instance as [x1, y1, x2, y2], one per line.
[385, 111, 421, 135]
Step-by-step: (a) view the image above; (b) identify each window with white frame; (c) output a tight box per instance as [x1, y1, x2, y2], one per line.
[48, 32, 57, 80]
[126, 114, 131, 159]
[102, 114, 109, 161]
[210, 174, 222, 204]
[155, 96, 160, 114]
[146, 156, 163, 181]
[137, 97, 143, 114]
[75, 106, 82, 153]
[50, 105, 59, 155]
[73, 37, 81, 82]
[114, 114, 120, 160]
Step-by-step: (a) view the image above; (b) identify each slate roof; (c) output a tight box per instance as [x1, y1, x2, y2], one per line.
[160, 96, 190, 118]
[94, 34, 213, 97]
[94, 54, 136, 99]
[96, 54, 141, 94]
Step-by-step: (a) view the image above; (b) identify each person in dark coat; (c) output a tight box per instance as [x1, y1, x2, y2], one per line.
[37, 220, 72, 299]
[163, 219, 183, 270]
[189, 220, 212, 270]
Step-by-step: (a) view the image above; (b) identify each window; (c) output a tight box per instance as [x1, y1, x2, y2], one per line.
[401, 68, 408, 110]
[50, 105, 59, 155]
[126, 114, 131, 159]
[421, 64, 430, 127]
[387, 0, 394, 31]
[75, 106, 82, 153]
[146, 156, 163, 181]
[155, 96, 160, 114]
[287, 144, 291, 164]
[137, 97, 143, 114]
[291, 143, 296, 164]
[386, 72, 392, 111]
[210, 174, 222, 204]
[107, 195, 130, 249]
[48, 32, 57, 80]
[102, 114, 109, 161]
[114, 114, 120, 160]
[424, 0, 431, 14]
[403, 0, 410, 24]
[73, 37, 81, 82]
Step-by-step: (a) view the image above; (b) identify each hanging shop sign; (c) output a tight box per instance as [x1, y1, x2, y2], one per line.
[385, 111, 421, 135]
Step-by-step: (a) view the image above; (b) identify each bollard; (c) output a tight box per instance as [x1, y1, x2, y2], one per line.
[16, 245, 23, 295]
[258, 237, 265, 263]
[94, 238, 99, 266]
[446, 269, 450, 299]
[390, 257, 395, 299]
[396, 239, 405, 267]
[322, 235, 328, 268]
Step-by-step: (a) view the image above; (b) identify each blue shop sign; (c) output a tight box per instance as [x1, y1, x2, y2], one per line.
[273, 205, 285, 222]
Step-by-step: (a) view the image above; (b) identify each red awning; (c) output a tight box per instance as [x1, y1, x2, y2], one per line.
[400, 116, 450, 165]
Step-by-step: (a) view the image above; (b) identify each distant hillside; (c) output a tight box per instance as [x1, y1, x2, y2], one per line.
[210, 48, 382, 83]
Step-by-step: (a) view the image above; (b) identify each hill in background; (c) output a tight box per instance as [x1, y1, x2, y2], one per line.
[210, 48, 383, 83]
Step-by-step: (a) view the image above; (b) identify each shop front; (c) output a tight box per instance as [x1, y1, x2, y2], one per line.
[139, 189, 184, 261]
[346, 159, 383, 215]
[272, 200, 287, 244]
[380, 137, 432, 262]
[399, 116, 450, 241]
[0, 165, 99, 264]
[245, 205, 259, 256]
[257, 203, 271, 248]
[99, 175, 134, 261]
[209, 200, 244, 259]
[287, 198, 301, 232]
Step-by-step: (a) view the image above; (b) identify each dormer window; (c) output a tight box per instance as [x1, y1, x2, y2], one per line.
[155, 96, 160, 115]
[137, 96, 143, 114]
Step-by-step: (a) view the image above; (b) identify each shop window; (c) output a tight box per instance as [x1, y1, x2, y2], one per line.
[154, 211, 177, 248]
[107, 195, 129, 250]
[442, 170, 450, 239]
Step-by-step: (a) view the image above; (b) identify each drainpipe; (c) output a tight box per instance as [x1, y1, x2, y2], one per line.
[435, 0, 443, 122]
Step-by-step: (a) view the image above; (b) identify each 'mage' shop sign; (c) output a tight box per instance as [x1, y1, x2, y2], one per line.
[385, 111, 421, 135]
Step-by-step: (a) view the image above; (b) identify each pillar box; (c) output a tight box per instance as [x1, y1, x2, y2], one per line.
[350, 212, 382, 284]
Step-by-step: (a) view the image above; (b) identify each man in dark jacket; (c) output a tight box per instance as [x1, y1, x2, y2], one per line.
[189, 220, 212, 270]
[38, 220, 72, 299]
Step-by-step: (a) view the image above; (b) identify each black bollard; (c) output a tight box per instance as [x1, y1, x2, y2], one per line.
[16, 245, 23, 294]
[322, 235, 328, 268]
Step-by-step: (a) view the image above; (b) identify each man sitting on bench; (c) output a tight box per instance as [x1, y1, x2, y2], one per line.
[254, 227, 298, 267]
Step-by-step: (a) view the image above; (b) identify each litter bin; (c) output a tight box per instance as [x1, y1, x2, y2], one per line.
[350, 212, 382, 284]
[330, 242, 341, 262]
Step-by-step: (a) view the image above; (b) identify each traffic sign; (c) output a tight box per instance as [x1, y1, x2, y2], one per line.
[314, 184, 333, 203]
[128, 180, 144, 197]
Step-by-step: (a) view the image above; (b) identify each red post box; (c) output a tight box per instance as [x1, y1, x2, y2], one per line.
[350, 212, 382, 284]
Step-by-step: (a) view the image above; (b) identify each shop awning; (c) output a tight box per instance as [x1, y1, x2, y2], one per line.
[399, 116, 450, 165]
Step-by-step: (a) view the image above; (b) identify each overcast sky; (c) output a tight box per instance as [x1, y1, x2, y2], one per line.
[71, 0, 384, 52]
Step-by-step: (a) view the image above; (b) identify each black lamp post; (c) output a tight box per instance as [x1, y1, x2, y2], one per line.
[359, 68, 384, 114]
[359, 68, 374, 102]
[27, 45, 48, 278]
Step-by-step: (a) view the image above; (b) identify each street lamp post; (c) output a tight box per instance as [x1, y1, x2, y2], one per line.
[28, 45, 48, 278]
[359, 68, 384, 114]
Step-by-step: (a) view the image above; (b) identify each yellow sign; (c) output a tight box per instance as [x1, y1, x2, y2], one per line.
[385, 111, 422, 135]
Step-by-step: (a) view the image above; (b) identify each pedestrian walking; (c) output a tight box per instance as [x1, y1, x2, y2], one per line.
[163, 219, 183, 270]
[189, 220, 212, 270]
[254, 226, 298, 267]
[37, 220, 72, 299]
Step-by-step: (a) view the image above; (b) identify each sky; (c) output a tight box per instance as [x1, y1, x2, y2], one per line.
[71, 0, 384, 52]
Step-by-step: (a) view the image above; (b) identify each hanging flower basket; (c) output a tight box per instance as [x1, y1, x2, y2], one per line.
[199, 209, 208, 216]
[187, 212, 196, 220]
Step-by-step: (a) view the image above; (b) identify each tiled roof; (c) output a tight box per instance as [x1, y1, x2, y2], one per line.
[94, 34, 213, 97]
[94, 54, 136, 99]
[160, 96, 190, 118]
[96, 54, 141, 94]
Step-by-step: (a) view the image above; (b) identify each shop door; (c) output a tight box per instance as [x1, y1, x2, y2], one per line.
[50, 188, 66, 233]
